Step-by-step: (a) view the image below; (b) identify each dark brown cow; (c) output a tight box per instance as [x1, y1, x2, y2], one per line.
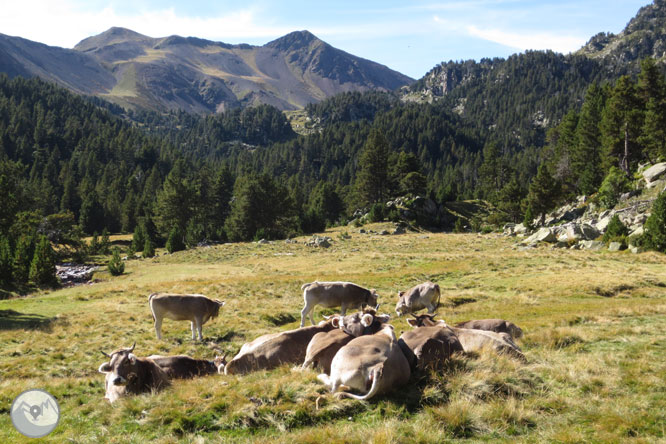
[222, 318, 339, 375]
[300, 281, 379, 327]
[147, 355, 219, 379]
[98, 343, 170, 403]
[408, 314, 526, 361]
[454, 319, 524, 339]
[398, 325, 464, 371]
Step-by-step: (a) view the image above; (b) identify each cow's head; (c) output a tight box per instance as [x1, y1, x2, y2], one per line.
[407, 313, 443, 328]
[208, 300, 225, 320]
[365, 289, 379, 308]
[213, 354, 227, 374]
[98, 343, 140, 388]
[395, 291, 407, 316]
[321, 314, 342, 328]
[339, 308, 390, 337]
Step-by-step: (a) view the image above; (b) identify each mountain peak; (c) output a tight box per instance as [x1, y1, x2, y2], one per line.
[265, 30, 322, 51]
[74, 27, 151, 51]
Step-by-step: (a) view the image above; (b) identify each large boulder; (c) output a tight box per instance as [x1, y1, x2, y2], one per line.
[523, 227, 556, 244]
[579, 240, 605, 251]
[642, 163, 666, 184]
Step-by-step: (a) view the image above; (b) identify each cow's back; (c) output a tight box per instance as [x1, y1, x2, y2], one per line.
[150, 293, 211, 320]
[306, 282, 368, 307]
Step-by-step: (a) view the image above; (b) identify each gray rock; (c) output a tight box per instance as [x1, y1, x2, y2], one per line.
[629, 245, 643, 254]
[392, 226, 406, 235]
[642, 162, 666, 183]
[579, 240, 605, 251]
[379, 230, 390, 235]
[596, 215, 613, 232]
[629, 226, 644, 237]
[513, 223, 528, 235]
[523, 227, 556, 244]
[566, 223, 600, 241]
[608, 242, 624, 252]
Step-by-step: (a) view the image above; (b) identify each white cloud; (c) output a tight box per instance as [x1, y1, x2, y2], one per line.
[0, 0, 291, 48]
[466, 25, 586, 54]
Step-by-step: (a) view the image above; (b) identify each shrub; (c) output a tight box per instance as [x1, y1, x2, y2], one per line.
[0, 237, 13, 284]
[641, 190, 666, 252]
[13, 235, 34, 284]
[166, 227, 185, 254]
[523, 205, 535, 231]
[368, 203, 385, 223]
[99, 229, 111, 255]
[29, 235, 58, 287]
[454, 218, 466, 233]
[108, 248, 125, 276]
[602, 214, 629, 245]
[597, 167, 631, 208]
[143, 239, 155, 258]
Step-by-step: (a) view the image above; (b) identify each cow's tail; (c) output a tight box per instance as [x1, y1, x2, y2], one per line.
[148, 293, 158, 321]
[337, 365, 383, 401]
[434, 283, 441, 310]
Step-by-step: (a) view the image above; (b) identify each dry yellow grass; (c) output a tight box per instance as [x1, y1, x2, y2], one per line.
[0, 224, 664, 442]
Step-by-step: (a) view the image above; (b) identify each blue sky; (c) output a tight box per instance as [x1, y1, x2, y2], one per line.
[0, 0, 653, 78]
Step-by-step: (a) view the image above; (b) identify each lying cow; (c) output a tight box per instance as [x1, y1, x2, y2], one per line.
[395, 281, 440, 316]
[300, 281, 378, 327]
[408, 314, 525, 361]
[149, 293, 225, 341]
[301, 309, 390, 374]
[317, 323, 411, 400]
[222, 317, 339, 375]
[454, 319, 524, 339]
[147, 355, 220, 379]
[398, 324, 464, 371]
[98, 343, 170, 403]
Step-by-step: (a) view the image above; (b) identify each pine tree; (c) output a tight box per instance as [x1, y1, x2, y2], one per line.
[79, 191, 105, 234]
[527, 164, 560, 225]
[131, 224, 146, 254]
[573, 83, 607, 195]
[0, 236, 13, 284]
[13, 235, 34, 284]
[143, 239, 155, 258]
[155, 160, 194, 236]
[166, 226, 185, 254]
[108, 247, 125, 276]
[29, 235, 57, 287]
[356, 129, 390, 205]
[642, 190, 666, 252]
[99, 228, 111, 255]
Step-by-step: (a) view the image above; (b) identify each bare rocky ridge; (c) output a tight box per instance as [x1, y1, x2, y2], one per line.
[0, 28, 413, 113]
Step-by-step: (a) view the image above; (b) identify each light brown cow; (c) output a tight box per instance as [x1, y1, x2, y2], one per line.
[317, 323, 411, 400]
[149, 293, 225, 341]
[408, 314, 525, 361]
[301, 309, 389, 373]
[147, 355, 219, 379]
[98, 343, 170, 403]
[454, 319, 524, 339]
[300, 281, 379, 327]
[395, 281, 440, 316]
[398, 324, 464, 371]
[222, 317, 338, 375]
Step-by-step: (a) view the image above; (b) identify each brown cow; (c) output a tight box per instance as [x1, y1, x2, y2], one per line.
[149, 293, 225, 341]
[395, 281, 440, 316]
[222, 317, 339, 375]
[147, 355, 219, 379]
[454, 319, 524, 339]
[317, 323, 411, 400]
[98, 343, 170, 403]
[408, 314, 525, 361]
[300, 281, 379, 327]
[301, 309, 389, 374]
[398, 325, 464, 371]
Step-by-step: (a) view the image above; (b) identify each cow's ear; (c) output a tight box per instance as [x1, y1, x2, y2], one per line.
[361, 313, 373, 327]
[217, 300, 225, 306]
[398, 291, 404, 297]
[376, 314, 390, 324]
[98, 362, 112, 373]
[407, 319, 418, 327]
[128, 353, 137, 364]
[330, 316, 340, 328]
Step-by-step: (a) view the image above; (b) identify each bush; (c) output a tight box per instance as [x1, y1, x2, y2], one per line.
[108, 248, 125, 276]
[602, 214, 629, 245]
[143, 239, 155, 258]
[523, 205, 535, 231]
[368, 203, 385, 223]
[166, 227, 185, 254]
[13, 236, 34, 284]
[0, 237, 13, 284]
[641, 190, 666, 252]
[597, 167, 631, 208]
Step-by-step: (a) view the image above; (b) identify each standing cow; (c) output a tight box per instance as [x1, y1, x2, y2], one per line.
[395, 281, 440, 316]
[300, 281, 378, 327]
[98, 343, 170, 403]
[149, 293, 225, 341]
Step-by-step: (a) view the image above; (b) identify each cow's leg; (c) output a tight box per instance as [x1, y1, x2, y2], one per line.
[426, 302, 436, 314]
[190, 321, 197, 340]
[195, 317, 204, 341]
[301, 302, 314, 327]
[154, 316, 163, 340]
[340, 303, 347, 316]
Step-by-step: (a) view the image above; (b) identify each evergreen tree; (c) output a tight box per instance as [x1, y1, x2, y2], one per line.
[573, 83, 607, 195]
[29, 235, 57, 286]
[496, 177, 524, 223]
[99, 228, 111, 255]
[131, 224, 146, 254]
[637, 58, 666, 162]
[523, 205, 535, 231]
[527, 164, 560, 225]
[13, 235, 34, 284]
[79, 191, 105, 234]
[602, 214, 629, 244]
[108, 247, 125, 276]
[166, 226, 185, 253]
[155, 160, 194, 236]
[642, 190, 666, 252]
[356, 129, 390, 205]
[143, 238, 155, 258]
[597, 166, 631, 208]
[0, 236, 13, 284]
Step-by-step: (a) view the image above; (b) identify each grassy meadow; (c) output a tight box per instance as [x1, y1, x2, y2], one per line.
[1, 223, 664, 443]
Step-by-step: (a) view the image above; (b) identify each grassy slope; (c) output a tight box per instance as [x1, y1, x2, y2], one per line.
[0, 223, 664, 443]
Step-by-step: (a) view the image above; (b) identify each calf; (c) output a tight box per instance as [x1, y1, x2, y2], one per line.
[300, 281, 378, 327]
[398, 325, 463, 371]
[409, 314, 525, 361]
[149, 293, 225, 341]
[317, 323, 411, 400]
[395, 281, 440, 316]
[147, 355, 219, 379]
[98, 343, 170, 403]
[222, 317, 339, 375]
[454, 319, 524, 339]
[301, 309, 389, 374]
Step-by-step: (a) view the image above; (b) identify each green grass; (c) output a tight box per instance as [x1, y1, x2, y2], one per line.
[0, 223, 664, 443]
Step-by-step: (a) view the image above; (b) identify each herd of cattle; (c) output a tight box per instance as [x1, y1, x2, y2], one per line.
[98, 281, 525, 403]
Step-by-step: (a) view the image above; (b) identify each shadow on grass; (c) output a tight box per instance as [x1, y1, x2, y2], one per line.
[0, 309, 57, 331]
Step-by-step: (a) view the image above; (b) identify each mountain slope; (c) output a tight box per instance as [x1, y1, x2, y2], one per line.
[0, 28, 413, 113]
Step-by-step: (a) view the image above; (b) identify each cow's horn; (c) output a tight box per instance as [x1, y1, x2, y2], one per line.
[374, 304, 380, 310]
[100, 350, 111, 358]
[129, 342, 136, 352]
